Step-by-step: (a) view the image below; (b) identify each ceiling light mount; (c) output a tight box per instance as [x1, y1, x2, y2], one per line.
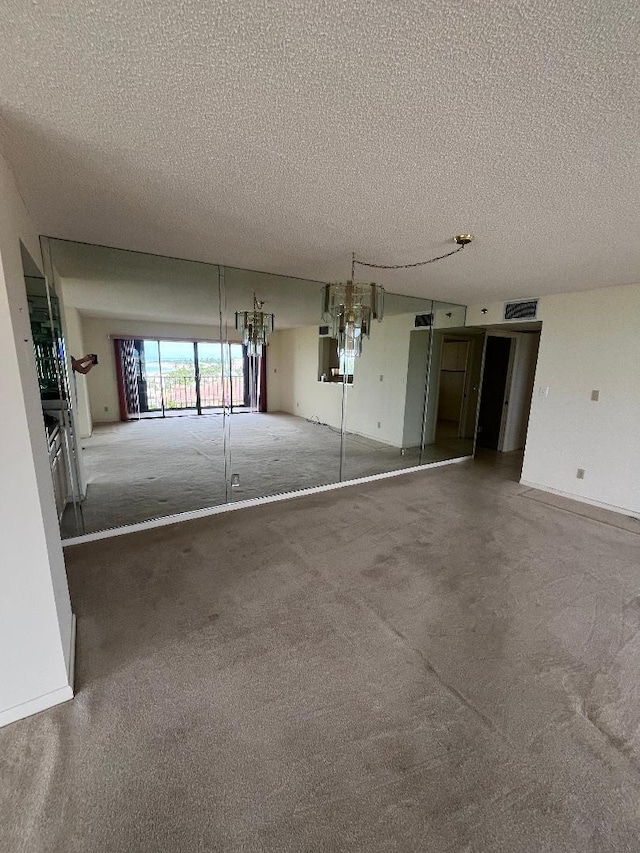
[454, 234, 475, 245]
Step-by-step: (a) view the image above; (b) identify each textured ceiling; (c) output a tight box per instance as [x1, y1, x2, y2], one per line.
[1, 0, 639, 304]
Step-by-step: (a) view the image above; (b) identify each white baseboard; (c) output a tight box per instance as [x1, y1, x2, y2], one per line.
[63, 455, 472, 546]
[0, 613, 77, 729]
[0, 683, 74, 729]
[68, 612, 77, 690]
[519, 480, 639, 520]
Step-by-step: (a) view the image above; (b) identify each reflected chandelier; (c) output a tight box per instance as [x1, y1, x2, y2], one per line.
[235, 294, 274, 356]
[321, 280, 384, 360]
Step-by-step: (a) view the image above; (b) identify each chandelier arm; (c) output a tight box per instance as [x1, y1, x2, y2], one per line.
[353, 244, 464, 271]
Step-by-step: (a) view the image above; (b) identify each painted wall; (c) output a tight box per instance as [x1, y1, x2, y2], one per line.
[467, 285, 640, 515]
[422, 331, 444, 445]
[346, 314, 414, 446]
[268, 314, 426, 448]
[64, 306, 93, 438]
[402, 330, 431, 448]
[267, 326, 343, 429]
[0, 153, 74, 726]
[501, 333, 539, 453]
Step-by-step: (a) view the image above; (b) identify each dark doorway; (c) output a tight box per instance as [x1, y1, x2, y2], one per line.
[477, 336, 513, 449]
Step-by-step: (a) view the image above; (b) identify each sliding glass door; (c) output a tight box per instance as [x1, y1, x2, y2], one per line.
[197, 342, 246, 411]
[157, 340, 198, 414]
[116, 339, 246, 418]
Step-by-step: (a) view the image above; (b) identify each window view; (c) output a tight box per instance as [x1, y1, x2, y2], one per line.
[117, 339, 246, 418]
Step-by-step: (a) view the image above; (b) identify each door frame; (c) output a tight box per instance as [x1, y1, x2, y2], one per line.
[475, 328, 541, 453]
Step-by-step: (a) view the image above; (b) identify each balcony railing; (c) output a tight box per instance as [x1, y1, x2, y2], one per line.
[140, 374, 246, 412]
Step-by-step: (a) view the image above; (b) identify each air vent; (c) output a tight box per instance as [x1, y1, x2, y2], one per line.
[503, 299, 538, 321]
[414, 313, 433, 327]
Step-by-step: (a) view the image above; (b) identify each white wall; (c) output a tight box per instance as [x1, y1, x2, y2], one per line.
[467, 285, 640, 515]
[0, 152, 74, 726]
[346, 314, 414, 446]
[501, 333, 539, 452]
[402, 330, 430, 448]
[422, 331, 444, 445]
[64, 306, 93, 437]
[267, 326, 343, 429]
[268, 314, 419, 448]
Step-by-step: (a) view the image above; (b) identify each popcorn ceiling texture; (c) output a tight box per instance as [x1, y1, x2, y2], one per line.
[0, 0, 639, 303]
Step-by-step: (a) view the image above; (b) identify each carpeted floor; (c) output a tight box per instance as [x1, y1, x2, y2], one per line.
[63, 412, 472, 537]
[4, 453, 640, 851]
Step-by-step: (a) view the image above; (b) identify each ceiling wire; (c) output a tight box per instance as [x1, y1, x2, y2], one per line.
[351, 244, 465, 279]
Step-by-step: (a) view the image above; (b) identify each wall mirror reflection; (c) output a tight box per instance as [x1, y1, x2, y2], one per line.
[341, 296, 474, 481]
[37, 237, 472, 540]
[41, 239, 227, 538]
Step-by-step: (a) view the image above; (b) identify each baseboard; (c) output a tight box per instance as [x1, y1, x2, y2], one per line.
[63, 455, 472, 546]
[0, 613, 76, 730]
[519, 480, 639, 520]
[68, 612, 77, 691]
[0, 683, 74, 729]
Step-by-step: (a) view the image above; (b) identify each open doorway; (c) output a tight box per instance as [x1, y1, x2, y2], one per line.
[434, 332, 485, 442]
[476, 329, 541, 453]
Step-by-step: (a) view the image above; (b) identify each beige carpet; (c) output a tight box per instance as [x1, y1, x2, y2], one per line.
[4, 453, 640, 851]
[63, 412, 472, 537]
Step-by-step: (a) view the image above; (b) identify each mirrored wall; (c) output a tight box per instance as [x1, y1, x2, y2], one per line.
[30, 237, 474, 539]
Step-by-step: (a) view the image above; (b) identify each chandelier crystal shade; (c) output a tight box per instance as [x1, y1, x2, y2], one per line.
[321, 281, 384, 359]
[235, 295, 274, 356]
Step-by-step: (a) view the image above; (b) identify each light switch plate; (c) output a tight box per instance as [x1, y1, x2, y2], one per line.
[591, 390, 599, 401]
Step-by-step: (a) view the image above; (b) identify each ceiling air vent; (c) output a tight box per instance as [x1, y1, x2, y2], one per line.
[503, 299, 538, 321]
[415, 313, 433, 327]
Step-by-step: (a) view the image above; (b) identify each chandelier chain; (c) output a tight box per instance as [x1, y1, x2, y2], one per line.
[353, 244, 465, 273]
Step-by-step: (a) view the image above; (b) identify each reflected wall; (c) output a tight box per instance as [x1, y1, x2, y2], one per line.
[38, 237, 470, 539]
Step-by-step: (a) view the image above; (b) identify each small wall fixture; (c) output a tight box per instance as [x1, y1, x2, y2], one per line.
[481, 308, 488, 314]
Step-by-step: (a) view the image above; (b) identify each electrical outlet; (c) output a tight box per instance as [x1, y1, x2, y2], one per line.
[104, 406, 109, 412]
[591, 390, 599, 401]
[377, 421, 381, 429]
[296, 402, 299, 408]
[576, 468, 585, 480]
[379, 374, 384, 382]
[538, 386, 549, 397]
[231, 474, 240, 486]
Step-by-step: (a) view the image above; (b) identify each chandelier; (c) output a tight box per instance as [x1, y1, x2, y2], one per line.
[235, 294, 274, 356]
[321, 237, 474, 360]
[321, 281, 385, 359]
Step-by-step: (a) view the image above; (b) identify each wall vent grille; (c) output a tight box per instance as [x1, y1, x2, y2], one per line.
[414, 313, 433, 327]
[503, 299, 538, 321]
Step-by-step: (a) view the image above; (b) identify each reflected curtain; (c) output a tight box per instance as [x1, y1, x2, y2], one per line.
[114, 339, 140, 421]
